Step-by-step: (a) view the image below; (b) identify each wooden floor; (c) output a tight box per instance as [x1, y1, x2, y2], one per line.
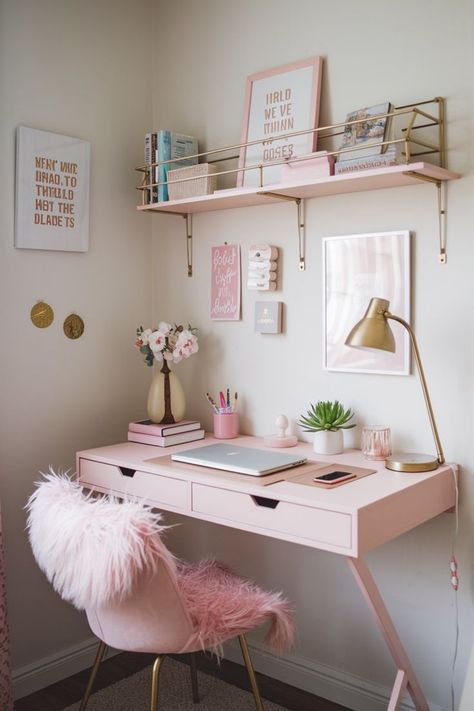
[14, 648, 351, 711]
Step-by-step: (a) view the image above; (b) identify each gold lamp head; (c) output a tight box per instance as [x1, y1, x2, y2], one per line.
[345, 296, 445, 473]
[345, 297, 395, 352]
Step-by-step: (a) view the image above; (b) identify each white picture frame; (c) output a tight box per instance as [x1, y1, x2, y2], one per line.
[323, 230, 411, 375]
[237, 57, 323, 188]
[15, 126, 91, 252]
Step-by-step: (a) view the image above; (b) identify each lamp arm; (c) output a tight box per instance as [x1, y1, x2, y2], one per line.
[385, 312, 445, 464]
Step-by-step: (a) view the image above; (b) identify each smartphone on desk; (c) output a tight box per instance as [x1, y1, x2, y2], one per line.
[313, 470, 357, 485]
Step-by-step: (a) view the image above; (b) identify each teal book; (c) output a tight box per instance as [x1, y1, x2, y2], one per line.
[156, 131, 198, 202]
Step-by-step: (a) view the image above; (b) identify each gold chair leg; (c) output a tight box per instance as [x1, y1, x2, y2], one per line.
[190, 652, 199, 703]
[150, 655, 165, 711]
[78, 640, 107, 711]
[238, 634, 265, 711]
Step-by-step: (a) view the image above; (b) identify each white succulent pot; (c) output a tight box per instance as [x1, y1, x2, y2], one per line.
[313, 429, 344, 455]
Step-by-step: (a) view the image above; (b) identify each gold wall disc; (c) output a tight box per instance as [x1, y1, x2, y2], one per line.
[63, 314, 85, 339]
[31, 301, 54, 328]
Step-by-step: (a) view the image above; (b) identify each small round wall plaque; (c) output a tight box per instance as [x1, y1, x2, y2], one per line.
[30, 301, 54, 329]
[63, 314, 84, 340]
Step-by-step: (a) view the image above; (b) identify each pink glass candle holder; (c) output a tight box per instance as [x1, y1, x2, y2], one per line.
[362, 426, 392, 460]
[213, 413, 239, 439]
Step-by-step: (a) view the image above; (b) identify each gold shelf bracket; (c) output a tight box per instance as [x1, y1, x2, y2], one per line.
[184, 214, 193, 276]
[260, 193, 306, 270]
[403, 171, 447, 264]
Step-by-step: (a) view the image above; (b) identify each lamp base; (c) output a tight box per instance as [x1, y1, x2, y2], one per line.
[385, 452, 439, 473]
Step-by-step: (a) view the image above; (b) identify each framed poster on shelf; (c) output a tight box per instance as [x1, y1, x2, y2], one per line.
[237, 56, 323, 188]
[15, 126, 91, 252]
[323, 230, 411, 375]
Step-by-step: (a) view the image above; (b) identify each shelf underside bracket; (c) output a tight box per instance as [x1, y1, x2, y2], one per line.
[260, 193, 306, 270]
[403, 172, 447, 264]
[184, 214, 193, 276]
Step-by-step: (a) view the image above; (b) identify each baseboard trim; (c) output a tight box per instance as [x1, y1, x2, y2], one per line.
[224, 638, 444, 711]
[12, 636, 118, 700]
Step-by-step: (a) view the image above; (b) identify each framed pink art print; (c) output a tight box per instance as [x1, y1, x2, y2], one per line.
[323, 230, 411, 375]
[237, 57, 323, 188]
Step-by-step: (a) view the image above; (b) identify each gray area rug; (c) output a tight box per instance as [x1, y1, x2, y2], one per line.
[62, 656, 290, 710]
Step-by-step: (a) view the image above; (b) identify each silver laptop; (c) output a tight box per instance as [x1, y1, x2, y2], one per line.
[171, 443, 307, 477]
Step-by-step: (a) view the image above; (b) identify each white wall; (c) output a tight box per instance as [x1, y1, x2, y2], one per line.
[152, 1, 474, 709]
[0, 0, 153, 687]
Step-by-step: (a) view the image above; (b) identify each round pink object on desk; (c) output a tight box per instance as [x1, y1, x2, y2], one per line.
[264, 414, 297, 448]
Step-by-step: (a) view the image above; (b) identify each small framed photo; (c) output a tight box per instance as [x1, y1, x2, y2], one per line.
[237, 57, 323, 188]
[255, 301, 283, 334]
[15, 126, 91, 252]
[323, 230, 411, 375]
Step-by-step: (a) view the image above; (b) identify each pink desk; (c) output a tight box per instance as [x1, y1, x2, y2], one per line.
[77, 434, 457, 711]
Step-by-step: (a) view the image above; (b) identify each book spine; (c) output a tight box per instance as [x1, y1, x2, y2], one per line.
[128, 429, 205, 446]
[157, 130, 171, 202]
[128, 421, 201, 436]
[335, 155, 401, 174]
[144, 132, 157, 202]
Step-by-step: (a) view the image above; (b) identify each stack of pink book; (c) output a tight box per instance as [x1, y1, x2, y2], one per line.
[128, 419, 204, 447]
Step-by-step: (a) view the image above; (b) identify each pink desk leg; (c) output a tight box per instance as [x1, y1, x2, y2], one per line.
[347, 557, 429, 711]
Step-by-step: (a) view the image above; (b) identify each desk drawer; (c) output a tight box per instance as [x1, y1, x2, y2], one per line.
[79, 458, 188, 510]
[192, 484, 352, 548]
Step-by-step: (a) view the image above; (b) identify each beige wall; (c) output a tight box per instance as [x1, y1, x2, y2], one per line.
[152, 1, 474, 709]
[0, 0, 153, 687]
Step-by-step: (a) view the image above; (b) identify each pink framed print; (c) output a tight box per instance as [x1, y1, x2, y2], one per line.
[323, 231, 411, 375]
[237, 57, 323, 188]
[210, 244, 241, 321]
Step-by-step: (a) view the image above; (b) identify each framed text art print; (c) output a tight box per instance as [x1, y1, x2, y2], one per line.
[323, 231, 411, 375]
[210, 244, 241, 321]
[15, 126, 91, 252]
[237, 57, 323, 188]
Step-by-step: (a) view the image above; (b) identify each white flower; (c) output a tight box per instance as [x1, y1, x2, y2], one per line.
[173, 330, 198, 360]
[140, 328, 153, 346]
[148, 330, 166, 354]
[158, 322, 172, 336]
[163, 350, 174, 361]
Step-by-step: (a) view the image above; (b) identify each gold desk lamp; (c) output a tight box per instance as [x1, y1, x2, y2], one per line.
[345, 297, 445, 472]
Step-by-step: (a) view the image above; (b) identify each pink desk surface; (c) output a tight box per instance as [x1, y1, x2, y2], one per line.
[77, 434, 456, 558]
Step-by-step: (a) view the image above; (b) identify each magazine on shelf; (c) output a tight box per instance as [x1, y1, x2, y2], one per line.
[335, 143, 404, 174]
[338, 102, 392, 161]
[156, 131, 198, 202]
[128, 419, 201, 436]
[128, 428, 205, 447]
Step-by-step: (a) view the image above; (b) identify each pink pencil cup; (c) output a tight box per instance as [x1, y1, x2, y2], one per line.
[213, 413, 239, 439]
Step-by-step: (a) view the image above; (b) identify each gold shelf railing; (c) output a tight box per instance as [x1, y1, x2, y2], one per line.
[136, 97, 446, 204]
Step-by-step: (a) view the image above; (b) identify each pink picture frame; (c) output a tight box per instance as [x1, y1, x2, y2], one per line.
[323, 231, 411, 375]
[237, 57, 323, 188]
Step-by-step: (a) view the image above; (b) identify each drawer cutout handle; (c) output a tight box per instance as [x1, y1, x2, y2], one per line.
[119, 466, 136, 478]
[251, 495, 280, 509]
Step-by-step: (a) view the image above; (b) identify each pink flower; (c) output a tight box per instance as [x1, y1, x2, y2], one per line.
[148, 331, 166, 354]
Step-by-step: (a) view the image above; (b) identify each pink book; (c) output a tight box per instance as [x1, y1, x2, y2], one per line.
[128, 419, 201, 436]
[127, 429, 205, 447]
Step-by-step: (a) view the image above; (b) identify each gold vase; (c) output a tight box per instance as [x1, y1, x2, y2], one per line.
[147, 359, 186, 424]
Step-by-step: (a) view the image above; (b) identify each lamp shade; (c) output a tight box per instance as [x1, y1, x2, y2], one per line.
[345, 297, 395, 353]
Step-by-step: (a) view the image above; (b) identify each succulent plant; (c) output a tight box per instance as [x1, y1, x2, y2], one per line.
[298, 400, 355, 432]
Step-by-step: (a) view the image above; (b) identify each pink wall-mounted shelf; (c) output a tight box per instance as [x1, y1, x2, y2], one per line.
[137, 162, 459, 215]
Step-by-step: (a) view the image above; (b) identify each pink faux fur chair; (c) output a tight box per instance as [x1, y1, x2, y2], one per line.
[26, 472, 294, 711]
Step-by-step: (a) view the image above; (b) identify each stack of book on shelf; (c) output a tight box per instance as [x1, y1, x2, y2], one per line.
[335, 102, 403, 175]
[128, 419, 205, 447]
[144, 130, 198, 203]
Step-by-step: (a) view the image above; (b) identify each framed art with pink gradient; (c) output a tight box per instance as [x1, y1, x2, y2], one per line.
[237, 57, 323, 188]
[323, 231, 411, 375]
